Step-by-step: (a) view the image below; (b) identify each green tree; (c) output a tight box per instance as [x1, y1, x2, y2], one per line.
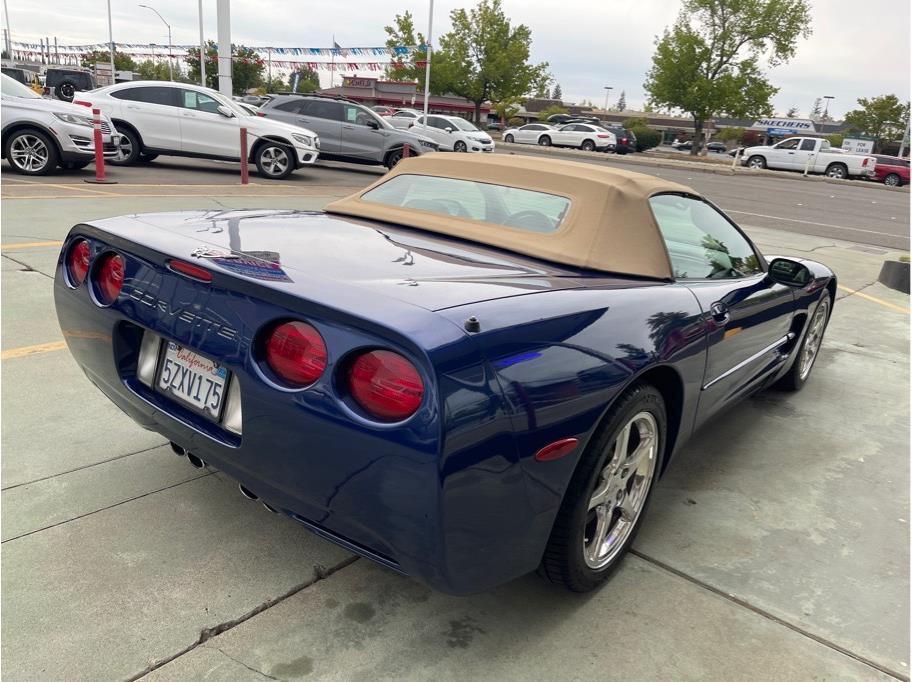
[534, 82, 551, 98]
[287, 65, 320, 93]
[616, 90, 626, 111]
[81, 49, 136, 71]
[538, 104, 568, 121]
[809, 97, 822, 120]
[433, 0, 549, 123]
[826, 133, 844, 148]
[261, 76, 287, 93]
[843, 95, 910, 152]
[644, 0, 811, 155]
[623, 116, 647, 128]
[552, 82, 562, 101]
[494, 96, 523, 124]
[134, 59, 171, 81]
[716, 126, 744, 142]
[785, 106, 799, 118]
[383, 11, 428, 85]
[185, 40, 265, 94]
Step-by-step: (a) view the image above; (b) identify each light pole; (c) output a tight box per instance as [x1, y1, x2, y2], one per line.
[603, 86, 612, 114]
[822, 95, 835, 122]
[106, 0, 115, 84]
[421, 0, 434, 127]
[139, 4, 173, 80]
[3, 0, 12, 59]
[198, 0, 206, 87]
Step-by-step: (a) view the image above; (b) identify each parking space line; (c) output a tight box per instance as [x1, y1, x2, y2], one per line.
[1, 240, 63, 250]
[837, 284, 910, 313]
[1, 341, 67, 360]
[43, 183, 122, 196]
[723, 209, 907, 240]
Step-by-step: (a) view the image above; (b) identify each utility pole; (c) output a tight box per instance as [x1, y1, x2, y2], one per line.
[216, 0, 232, 95]
[198, 0, 206, 87]
[2, 0, 11, 59]
[899, 118, 910, 158]
[602, 86, 612, 114]
[421, 0, 434, 126]
[106, 0, 116, 85]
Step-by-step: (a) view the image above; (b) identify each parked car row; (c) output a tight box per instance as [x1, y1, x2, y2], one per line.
[502, 122, 640, 154]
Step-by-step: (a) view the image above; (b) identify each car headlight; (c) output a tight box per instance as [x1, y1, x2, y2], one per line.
[53, 112, 94, 127]
[292, 133, 314, 147]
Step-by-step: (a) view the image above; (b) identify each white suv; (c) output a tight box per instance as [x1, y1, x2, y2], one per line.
[1, 73, 120, 175]
[76, 81, 320, 179]
[411, 115, 495, 153]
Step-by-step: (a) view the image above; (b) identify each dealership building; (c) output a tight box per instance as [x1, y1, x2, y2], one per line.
[318, 77, 491, 118]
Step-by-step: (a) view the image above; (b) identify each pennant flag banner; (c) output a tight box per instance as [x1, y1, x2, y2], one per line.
[10, 41, 419, 58]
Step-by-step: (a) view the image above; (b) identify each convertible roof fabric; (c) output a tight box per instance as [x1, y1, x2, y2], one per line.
[324, 154, 697, 279]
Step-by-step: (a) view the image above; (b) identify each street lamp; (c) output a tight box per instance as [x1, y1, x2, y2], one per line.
[139, 4, 173, 81]
[603, 86, 612, 114]
[822, 95, 835, 122]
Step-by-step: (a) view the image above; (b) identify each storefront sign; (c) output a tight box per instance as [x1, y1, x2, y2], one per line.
[751, 118, 816, 133]
[842, 137, 875, 154]
[343, 77, 374, 88]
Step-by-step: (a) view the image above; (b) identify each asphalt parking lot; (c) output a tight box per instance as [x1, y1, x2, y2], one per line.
[1, 155, 909, 681]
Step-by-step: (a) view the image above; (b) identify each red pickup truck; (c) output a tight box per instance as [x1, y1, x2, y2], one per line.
[873, 155, 910, 187]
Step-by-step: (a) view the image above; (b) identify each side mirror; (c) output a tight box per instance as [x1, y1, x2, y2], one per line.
[216, 105, 235, 118]
[444, 127, 454, 133]
[767, 258, 811, 287]
[366, 119, 379, 130]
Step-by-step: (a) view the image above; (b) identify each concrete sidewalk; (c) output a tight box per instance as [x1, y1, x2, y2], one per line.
[1, 190, 908, 681]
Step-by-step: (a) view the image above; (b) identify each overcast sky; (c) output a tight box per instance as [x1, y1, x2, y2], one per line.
[7, 0, 910, 119]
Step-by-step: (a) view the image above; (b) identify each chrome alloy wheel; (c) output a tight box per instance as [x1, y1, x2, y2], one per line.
[260, 146, 289, 176]
[583, 411, 658, 569]
[798, 298, 829, 380]
[10, 134, 50, 173]
[112, 135, 133, 163]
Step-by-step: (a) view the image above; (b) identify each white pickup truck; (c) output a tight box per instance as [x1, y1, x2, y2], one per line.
[741, 136, 876, 180]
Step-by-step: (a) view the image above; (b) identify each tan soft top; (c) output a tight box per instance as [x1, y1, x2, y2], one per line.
[324, 153, 697, 279]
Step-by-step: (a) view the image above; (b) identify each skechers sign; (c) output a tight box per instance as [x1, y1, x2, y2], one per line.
[751, 118, 817, 133]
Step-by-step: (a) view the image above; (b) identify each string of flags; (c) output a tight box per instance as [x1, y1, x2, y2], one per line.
[9, 40, 420, 58]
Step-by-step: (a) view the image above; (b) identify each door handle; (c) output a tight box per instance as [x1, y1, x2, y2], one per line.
[126, 105, 141, 110]
[182, 112, 196, 117]
[343, 125, 355, 130]
[710, 302, 730, 323]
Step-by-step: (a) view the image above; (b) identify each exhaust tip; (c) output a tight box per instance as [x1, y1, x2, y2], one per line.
[262, 502, 279, 513]
[238, 484, 258, 501]
[170, 442, 186, 456]
[186, 453, 206, 469]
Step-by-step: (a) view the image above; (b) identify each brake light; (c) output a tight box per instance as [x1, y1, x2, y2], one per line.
[264, 321, 327, 387]
[73, 99, 92, 107]
[256, 111, 266, 116]
[348, 350, 424, 421]
[597, 134, 610, 138]
[862, 158, 869, 167]
[66, 238, 91, 286]
[621, 137, 628, 145]
[94, 252, 124, 305]
[168, 259, 213, 282]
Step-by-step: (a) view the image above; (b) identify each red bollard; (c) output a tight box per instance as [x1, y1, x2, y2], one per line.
[84, 108, 117, 184]
[240, 127, 249, 185]
[402, 143, 410, 158]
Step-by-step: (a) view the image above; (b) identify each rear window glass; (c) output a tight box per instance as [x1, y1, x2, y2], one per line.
[361, 175, 571, 233]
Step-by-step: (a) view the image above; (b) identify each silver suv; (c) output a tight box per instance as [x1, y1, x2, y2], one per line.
[260, 94, 438, 169]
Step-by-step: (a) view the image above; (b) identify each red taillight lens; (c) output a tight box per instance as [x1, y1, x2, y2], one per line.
[862, 158, 869, 167]
[66, 238, 91, 286]
[73, 99, 92, 107]
[256, 111, 266, 117]
[597, 134, 610, 138]
[94, 252, 124, 305]
[348, 350, 424, 422]
[168, 259, 213, 282]
[264, 321, 327, 387]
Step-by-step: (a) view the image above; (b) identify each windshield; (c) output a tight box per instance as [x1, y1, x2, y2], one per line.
[451, 118, 479, 132]
[1, 73, 41, 99]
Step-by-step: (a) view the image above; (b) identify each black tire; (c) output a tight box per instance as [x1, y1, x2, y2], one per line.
[747, 155, 766, 170]
[775, 293, 831, 391]
[504, 134, 514, 143]
[138, 152, 159, 163]
[55, 80, 77, 102]
[540, 383, 667, 592]
[884, 173, 902, 187]
[4, 128, 59, 175]
[825, 163, 847, 180]
[581, 139, 595, 152]
[384, 148, 404, 169]
[454, 140, 468, 153]
[60, 160, 91, 170]
[254, 141, 295, 180]
[538, 135, 552, 147]
[109, 126, 141, 165]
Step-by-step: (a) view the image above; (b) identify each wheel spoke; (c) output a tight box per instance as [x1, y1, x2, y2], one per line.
[586, 505, 612, 564]
[612, 422, 632, 466]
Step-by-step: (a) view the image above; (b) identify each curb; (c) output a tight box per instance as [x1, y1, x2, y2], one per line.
[878, 260, 910, 293]
[498, 142, 910, 193]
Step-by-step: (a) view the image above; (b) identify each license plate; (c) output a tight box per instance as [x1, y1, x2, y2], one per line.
[157, 342, 228, 419]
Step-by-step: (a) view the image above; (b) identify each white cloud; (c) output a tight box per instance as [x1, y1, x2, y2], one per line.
[6, 0, 909, 118]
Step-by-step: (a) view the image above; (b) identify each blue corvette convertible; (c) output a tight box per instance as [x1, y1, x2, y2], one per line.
[54, 154, 834, 594]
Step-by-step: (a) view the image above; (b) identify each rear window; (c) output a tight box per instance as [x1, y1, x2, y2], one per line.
[361, 175, 571, 233]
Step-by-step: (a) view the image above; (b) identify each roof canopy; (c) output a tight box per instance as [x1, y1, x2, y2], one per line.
[325, 155, 697, 279]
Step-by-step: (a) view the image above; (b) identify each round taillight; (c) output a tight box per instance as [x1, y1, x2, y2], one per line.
[348, 350, 424, 422]
[94, 252, 124, 305]
[66, 238, 91, 286]
[264, 321, 327, 387]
